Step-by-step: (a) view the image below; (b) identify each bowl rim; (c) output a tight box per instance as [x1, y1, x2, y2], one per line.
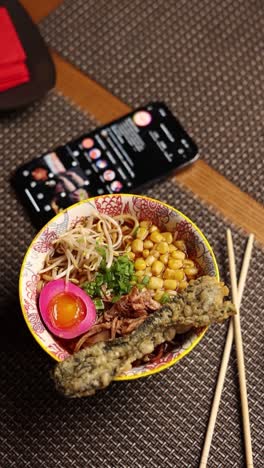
[19, 193, 219, 378]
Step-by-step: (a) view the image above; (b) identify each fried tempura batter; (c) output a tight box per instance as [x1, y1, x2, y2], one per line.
[53, 276, 235, 398]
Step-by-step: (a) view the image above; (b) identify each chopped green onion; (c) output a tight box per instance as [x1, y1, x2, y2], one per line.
[133, 226, 139, 238]
[81, 255, 135, 299]
[94, 298, 104, 310]
[111, 295, 121, 303]
[160, 292, 171, 304]
[141, 275, 150, 285]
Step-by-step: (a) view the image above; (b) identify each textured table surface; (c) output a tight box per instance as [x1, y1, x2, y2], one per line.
[0, 90, 263, 467]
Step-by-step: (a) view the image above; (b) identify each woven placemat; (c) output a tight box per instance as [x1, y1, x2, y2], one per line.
[0, 92, 263, 467]
[40, 0, 264, 204]
[0, 91, 96, 308]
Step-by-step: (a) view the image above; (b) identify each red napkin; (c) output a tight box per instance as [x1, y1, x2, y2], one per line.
[0, 7, 30, 92]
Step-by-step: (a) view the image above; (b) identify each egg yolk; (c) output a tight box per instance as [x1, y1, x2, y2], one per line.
[48, 292, 86, 329]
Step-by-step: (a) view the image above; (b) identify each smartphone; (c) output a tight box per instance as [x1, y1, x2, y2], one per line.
[12, 102, 198, 228]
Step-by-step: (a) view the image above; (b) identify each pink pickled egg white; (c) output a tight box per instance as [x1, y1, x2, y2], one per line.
[39, 279, 96, 339]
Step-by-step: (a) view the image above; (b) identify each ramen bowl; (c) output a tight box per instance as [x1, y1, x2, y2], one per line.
[19, 194, 219, 380]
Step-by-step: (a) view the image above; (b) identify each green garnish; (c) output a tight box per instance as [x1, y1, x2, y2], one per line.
[160, 292, 171, 304]
[132, 226, 139, 238]
[141, 275, 150, 285]
[136, 275, 150, 290]
[82, 254, 135, 299]
[94, 298, 105, 310]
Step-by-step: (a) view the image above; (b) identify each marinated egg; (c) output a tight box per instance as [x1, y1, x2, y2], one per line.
[39, 279, 96, 339]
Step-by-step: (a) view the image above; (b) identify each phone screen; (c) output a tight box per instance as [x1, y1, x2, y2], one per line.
[13, 102, 198, 227]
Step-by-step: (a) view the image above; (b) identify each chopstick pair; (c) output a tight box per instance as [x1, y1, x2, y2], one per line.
[199, 230, 254, 468]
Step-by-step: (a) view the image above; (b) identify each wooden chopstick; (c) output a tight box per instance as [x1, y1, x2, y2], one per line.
[199, 232, 254, 468]
[227, 229, 254, 467]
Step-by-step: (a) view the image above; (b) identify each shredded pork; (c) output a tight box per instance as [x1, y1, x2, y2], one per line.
[74, 287, 160, 352]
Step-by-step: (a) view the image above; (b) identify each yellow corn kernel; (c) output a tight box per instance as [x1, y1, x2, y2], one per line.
[154, 290, 164, 302]
[136, 226, 148, 240]
[134, 258, 146, 271]
[140, 220, 151, 228]
[183, 259, 195, 268]
[173, 269, 185, 281]
[163, 268, 177, 280]
[156, 241, 169, 254]
[149, 249, 160, 259]
[174, 240, 186, 251]
[145, 266, 152, 275]
[168, 244, 177, 253]
[149, 225, 158, 233]
[148, 276, 163, 289]
[171, 250, 185, 260]
[160, 253, 169, 264]
[150, 231, 163, 243]
[178, 280, 188, 290]
[142, 249, 150, 258]
[168, 258, 183, 270]
[127, 251, 135, 261]
[145, 255, 156, 266]
[164, 279, 178, 290]
[162, 232, 173, 244]
[151, 260, 164, 276]
[143, 239, 154, 249]
[184, 267, 198, 277]
[162, 231, 173, 244]
[131, 239, 144, 253]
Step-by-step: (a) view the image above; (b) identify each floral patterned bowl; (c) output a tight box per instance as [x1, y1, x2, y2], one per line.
[19, 194, 219, 380]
